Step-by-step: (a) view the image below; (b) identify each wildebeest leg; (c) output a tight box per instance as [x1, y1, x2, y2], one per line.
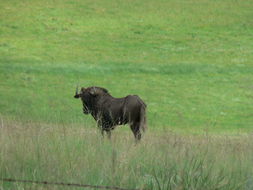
[106, 130, 111, 139]
[130, 122, 141, 142]
[100, 129, 111, 140]
[100, 129, 105, 137]
[101, 120, 112, 139]
[97, 122, 105, 138]
[101, 123, 112, 139]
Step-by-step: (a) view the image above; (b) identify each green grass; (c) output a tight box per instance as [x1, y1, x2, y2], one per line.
[1, 1, 253, 189]
[0, 0, 253, 132]
[0, 121, 253, 190]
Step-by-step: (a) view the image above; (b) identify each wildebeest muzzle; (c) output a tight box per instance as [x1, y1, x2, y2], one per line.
[74, 86, 91, 114]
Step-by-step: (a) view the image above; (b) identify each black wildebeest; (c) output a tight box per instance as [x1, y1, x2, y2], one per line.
[74, 86, 147, 141]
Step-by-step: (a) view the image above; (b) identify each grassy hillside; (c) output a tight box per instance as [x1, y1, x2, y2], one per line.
[0, 0, 253, 132]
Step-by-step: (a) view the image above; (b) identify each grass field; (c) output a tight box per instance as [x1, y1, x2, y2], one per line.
[1, 121, 253, 190]
[1, 0, 253, 189]
[1, 0, 253, 132]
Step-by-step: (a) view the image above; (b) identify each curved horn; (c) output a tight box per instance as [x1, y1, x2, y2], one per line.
[74, 85, 80, 98]
[75, 85, 79, 95]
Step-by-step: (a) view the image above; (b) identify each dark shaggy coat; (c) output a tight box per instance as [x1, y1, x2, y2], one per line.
[74, 86, 147, 140]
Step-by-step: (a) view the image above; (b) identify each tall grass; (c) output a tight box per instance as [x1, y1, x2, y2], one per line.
[0, 119, 252, 190]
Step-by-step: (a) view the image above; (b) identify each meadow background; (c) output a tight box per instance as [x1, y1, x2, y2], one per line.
[0, 0, 253, 189]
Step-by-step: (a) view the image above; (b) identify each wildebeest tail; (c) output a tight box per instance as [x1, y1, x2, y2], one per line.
[140, 103, 147, 132]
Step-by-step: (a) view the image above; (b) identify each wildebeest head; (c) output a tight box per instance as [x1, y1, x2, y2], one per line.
[74, 86, 109, 114]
